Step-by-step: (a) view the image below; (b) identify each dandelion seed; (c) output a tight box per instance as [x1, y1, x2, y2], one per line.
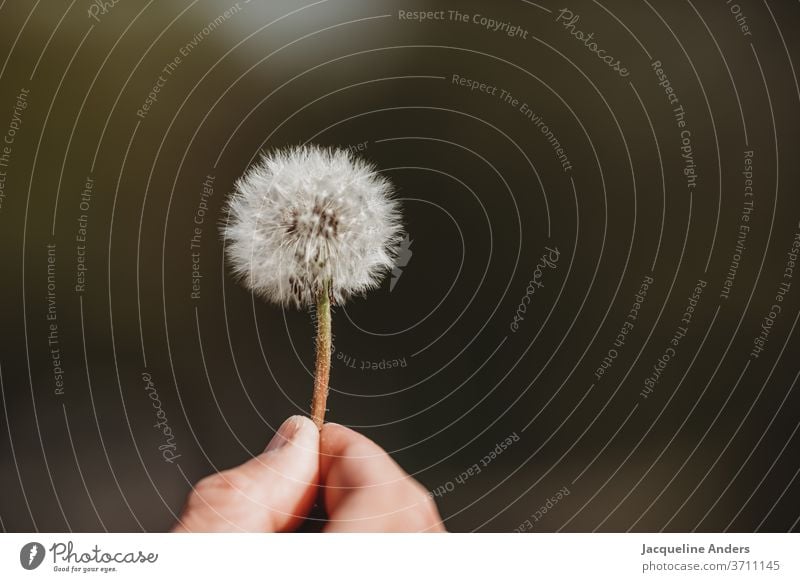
[222, 145, 404, 428]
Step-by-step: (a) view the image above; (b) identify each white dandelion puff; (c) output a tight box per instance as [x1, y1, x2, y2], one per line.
[223, 144, 404, 308]
[221, 144, 404, 428]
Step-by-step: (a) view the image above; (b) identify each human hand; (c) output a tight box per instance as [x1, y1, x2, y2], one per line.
[172, 416, 445, 532]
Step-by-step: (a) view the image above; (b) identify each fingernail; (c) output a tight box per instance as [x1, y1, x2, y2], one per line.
[265, 416, 303, 453]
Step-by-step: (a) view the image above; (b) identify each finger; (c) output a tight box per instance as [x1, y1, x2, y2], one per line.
[173, 415, 319, 532]
[319, 423, 445, 532]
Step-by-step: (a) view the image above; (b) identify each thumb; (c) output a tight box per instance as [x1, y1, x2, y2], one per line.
[172, 415, 319, 532]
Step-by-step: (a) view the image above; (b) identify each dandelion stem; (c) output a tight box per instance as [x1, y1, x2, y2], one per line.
[311, 282, 331, 430]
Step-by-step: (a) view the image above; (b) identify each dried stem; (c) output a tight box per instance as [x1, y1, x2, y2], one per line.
[311, 283, 331, 430]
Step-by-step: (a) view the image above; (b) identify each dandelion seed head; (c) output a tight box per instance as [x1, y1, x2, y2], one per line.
[223, 145, 404, 308]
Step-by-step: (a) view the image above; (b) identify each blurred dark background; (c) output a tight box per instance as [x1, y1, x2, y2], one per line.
[1, 0, 799, 532]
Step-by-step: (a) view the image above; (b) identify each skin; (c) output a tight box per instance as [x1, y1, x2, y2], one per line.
[172, 416, 445, 532]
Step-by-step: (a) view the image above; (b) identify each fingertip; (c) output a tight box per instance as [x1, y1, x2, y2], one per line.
[284, 414, 319, 437]
[291, 414, 318, 429]
[263, 415, 318, 455]
[319, 423, 379, 470]
[320, 422, 374, 451]
[320, 421, 346, 434]
[286, 414, 320, 443]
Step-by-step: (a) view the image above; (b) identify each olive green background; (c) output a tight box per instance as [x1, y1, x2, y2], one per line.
[0, 0, 799, 532]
